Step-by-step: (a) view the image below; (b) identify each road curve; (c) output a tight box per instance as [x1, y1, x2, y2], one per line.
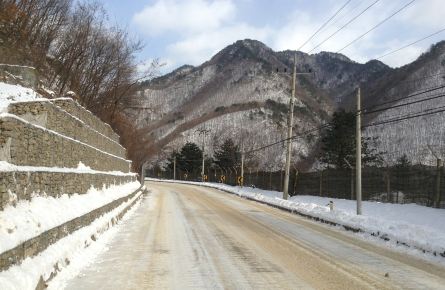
[63, 181, 445, 290]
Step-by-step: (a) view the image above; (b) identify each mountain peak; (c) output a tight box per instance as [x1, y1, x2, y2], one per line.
[208, 39, 274, 65]
[315, 51, 352, 63]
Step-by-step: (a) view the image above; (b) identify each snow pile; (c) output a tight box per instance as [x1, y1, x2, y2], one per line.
[0, 190, 144, 290]
[0, 181, 141, 253]
[0, 82, 44, 112]
[147, 178, 445, 257]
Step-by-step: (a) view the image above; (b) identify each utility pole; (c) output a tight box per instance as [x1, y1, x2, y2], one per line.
[197, 128, 210, 182]
[283, 54, 297, 200]
[173, 156, 176, 180]
[140, 161, 148, 184]
[282, 53, 313, 200]
[356, 87, 362, 215]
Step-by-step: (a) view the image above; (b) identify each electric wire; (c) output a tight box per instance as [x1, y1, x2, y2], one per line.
[298, 0, 353, 51]
[307, 0, 380, 53]
[361, 84, 445, 112]
[317, 0, 366, 36]
[363, 106, 445, 128]
[336, 0, 416, 53]
[245, 123, 331, 154]
[376, 27, 445, 60]
[363, 90, 445, 115]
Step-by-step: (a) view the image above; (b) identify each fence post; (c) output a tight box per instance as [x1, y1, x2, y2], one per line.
[386, 166, 391, 203]
[293, 169, 299, 195]
[435, 158, 442, 208]
[351, 167, 354, 200]
[269, 171, 272, 190]
[319, 170, 323, 196]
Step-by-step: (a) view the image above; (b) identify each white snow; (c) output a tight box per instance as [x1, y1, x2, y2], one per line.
[147, 178, 445, 258]
[0, 82, 44, 113]
[0, 181, 141, 253]
[0, 190, 143, 290]
[0, 161, 136, 176]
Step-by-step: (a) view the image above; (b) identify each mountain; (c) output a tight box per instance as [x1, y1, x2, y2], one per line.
[119, 39, 445, 171]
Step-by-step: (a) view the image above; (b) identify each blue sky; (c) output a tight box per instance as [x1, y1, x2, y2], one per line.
[98, 0, 445, 73]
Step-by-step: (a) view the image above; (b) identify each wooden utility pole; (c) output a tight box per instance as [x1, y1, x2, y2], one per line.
[197, 128, 210, 182]
[356, 87, 362, 215]
[283, 53, 297, 200]
[282, 54, 313, 200]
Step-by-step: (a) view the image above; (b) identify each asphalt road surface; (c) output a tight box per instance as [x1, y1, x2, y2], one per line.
[63, 181, 445, 289]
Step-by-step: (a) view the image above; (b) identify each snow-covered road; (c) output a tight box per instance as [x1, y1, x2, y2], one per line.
[62, 181, 445, 289]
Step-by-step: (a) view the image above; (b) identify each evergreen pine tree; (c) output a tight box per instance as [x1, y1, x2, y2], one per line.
[177, 142, 202, 174]
[214, 138, 241, 170]
[320, 110, 383, 169]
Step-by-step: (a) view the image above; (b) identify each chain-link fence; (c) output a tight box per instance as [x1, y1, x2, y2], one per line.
[148, 163, 445, 208]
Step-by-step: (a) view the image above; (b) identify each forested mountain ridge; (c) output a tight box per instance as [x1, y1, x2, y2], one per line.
[125, 39, 394, 170]
[125, 39, 445, 171]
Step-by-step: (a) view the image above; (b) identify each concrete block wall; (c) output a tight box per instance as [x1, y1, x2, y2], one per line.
[0, 94, 141, 276]
[8, 101, 126, 158]
[0, 170, 137, 210]
[0, 116, 130, 172]
[50, 99, 120, 143]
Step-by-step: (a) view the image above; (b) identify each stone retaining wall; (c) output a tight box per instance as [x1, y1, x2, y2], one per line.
[50, 99, 120, 143]
[0, 64, 39, 89]
[0, 186, 144, 272]
[8, 101, 126, 158]
[0, 116, 131, 172]
[0, 170, 137, 210]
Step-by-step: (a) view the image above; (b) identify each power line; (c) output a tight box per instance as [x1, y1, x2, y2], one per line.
[363, 90, 445, 115]
[395, 73, 445, 85]
[245, 123, 331, 154]
[307, 0, 380, 53]
[318, 0, 367, 36]
[363, 84, 445, 111]
[376, 27, 445, 60]
[245, 88, 445, 154]
[363, 106, 445, 128]
[298, 0, 353, 51]
[337, 0, 416, 53]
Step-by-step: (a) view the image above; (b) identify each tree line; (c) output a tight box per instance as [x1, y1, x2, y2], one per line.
[156, 110, 412, 179]
[163, 139, 241, 177]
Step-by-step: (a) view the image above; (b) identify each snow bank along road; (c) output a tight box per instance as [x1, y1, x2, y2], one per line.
[63, 181, 445, 289]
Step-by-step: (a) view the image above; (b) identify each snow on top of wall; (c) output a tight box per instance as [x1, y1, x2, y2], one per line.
[0, 161, 136, 176]
[0, 181, 141, 253]
[0, 82, 45, 113]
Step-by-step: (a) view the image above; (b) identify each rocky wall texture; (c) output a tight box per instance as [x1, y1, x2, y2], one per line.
[0, 170, 137, 210]
[50, 99, 120, 143]
[8, 101, 126, 158]
[0, 64, 39, 89]
[0, 116, 131, 172]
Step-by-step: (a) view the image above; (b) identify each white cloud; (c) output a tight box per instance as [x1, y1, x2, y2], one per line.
[401, 0, 445, 29]
[133, 0, 235, 36]
[132, 0, 445, 71]
[167, 23, 271, 65]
